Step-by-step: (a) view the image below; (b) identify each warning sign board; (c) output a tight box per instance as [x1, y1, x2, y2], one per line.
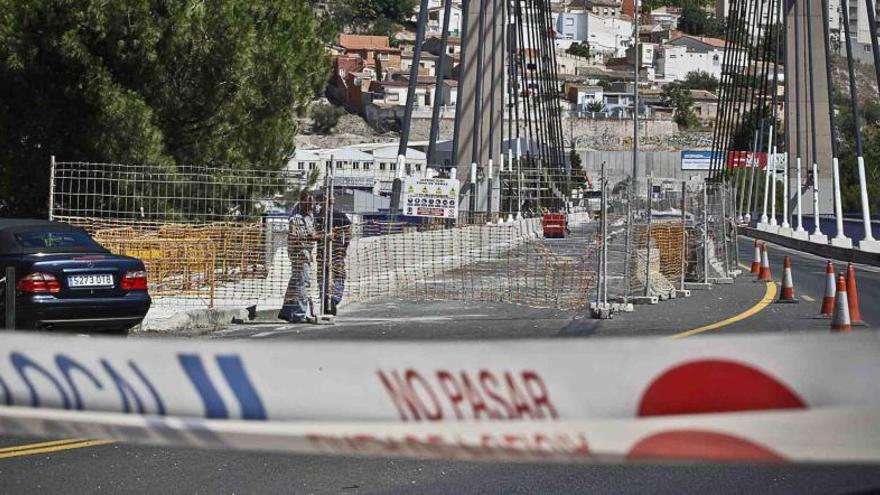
[401, 177, 460, 219]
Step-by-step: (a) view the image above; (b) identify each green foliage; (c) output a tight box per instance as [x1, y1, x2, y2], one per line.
[310, 104, 345, 134]
[834, 90, 880, 214]
[662, 82, 699, 129]
[683, 71, 719, 93]
[567, 42, 591, 59]
[328, 0, 418, 36]
[597, 79, 612, 91]
[569, 147, 582, 169]
[0, 0, 332, 217]
[677, 2, 725, 37]
[586, 100, 605, 113]
[643, 0, 714, 10]
[728, 105, 782, 153]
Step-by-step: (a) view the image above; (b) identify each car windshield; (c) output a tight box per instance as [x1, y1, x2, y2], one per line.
[14, 230, 101, 250]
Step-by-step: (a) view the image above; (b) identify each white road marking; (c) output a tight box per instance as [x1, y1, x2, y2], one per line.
[801, 295, 815, 302]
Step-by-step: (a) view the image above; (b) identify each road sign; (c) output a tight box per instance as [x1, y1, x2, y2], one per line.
[333, 176, 376, 188]
[726, 151, 768, 170]
[401, 177, 460, 219]
[680, 151, 718, 170]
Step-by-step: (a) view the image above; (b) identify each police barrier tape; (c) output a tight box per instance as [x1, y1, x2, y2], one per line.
[2, 404, 879, 463]
[0, 332, 879, 462]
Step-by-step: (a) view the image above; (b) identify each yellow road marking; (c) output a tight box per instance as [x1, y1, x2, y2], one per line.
[670, 281, 777, 339]
[0, 439, 113, 459]
[0, 438, 86, 454]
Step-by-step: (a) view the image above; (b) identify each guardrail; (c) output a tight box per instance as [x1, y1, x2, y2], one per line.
[742, 226, 880, 267]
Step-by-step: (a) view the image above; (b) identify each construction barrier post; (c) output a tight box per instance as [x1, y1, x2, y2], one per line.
[846, 263, 866, 326]
[776, 255, 798, 303]
[817, 260, 836, 318]
[831, 273, 852, 332]
[757, 243, 773, 282]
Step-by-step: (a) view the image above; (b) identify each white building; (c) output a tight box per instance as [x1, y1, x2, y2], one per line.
[847, 0, 879, 62]
[566, 0, 622, 18]
[427, 3, 463, 36]
[287, 146, 437, 193]
[400, 52, 438, 77]
[373, 146, 431, 178]
[648, 6, 682, 30]
[555, 12, 633, 58]
[555, 52, 596, 74]
[654, 35, 741, 82]
[442, 79, 458, 106]
[566, 84, 605, 113]
[287, 147, 374, 186]
[368, 80, 436, 108]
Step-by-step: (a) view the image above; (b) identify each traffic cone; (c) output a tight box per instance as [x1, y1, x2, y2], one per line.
[831, 274, 852, 332]
[750, 239, 761, 274]
[757, 243, 772, 282]
[816, 260, 836, 318]
[776, 256, 798, 303]
[846, 263, 867, 326]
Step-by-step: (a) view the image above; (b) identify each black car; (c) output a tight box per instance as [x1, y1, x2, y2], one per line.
[0, 219, 151, 334]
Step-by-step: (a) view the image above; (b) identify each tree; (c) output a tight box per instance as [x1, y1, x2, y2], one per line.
[677, 3, 725, 37]
[727, 105, 781, 153]
[683, 71, 719, 93]
[567, 42, 591, 59]
[569, 147, 582, 169]
[586, 101, 605, 113]
[328, 0, 418, 36]
[311, 104, 345, 134]
[662, 82, 699, 129]
[643, 0, 714, 10]
[832, 86, 880, 214]
[0, 0, 331, 217]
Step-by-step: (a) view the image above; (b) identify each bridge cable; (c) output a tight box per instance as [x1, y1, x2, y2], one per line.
[709, 0, 745, 179]
[841, 0, 877, 240]
[747, 0, 778, 221]
[426, 0, 455, 168]
[742, 0, 773, 223]
[713, 0, 746, 182]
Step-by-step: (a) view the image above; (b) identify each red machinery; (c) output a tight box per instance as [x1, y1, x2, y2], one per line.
[542, 213, 567, 238]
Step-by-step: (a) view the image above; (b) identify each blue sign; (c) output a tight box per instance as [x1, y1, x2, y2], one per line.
[681, 151, 719, 171]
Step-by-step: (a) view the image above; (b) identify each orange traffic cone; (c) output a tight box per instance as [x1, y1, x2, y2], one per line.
[831, 274, 852, 332]
[776, 256, 798, 303]
[816, 260, 836, 318]
[846, 263, 867, 326]
[750, 239, 761, 274]
[757, 243, 772, 282]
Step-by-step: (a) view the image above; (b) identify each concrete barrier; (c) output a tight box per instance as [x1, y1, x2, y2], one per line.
[741, 227, 880, 267]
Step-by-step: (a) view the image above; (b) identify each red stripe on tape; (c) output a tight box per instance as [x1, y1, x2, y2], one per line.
[637, 360, 806, 417]
[628, 430, 785, 462]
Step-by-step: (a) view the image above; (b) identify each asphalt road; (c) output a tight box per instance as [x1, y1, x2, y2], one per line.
[2, 436, 880, 494]
[2, 234, 879, 494]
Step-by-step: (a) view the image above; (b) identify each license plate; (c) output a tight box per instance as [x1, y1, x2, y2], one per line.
[68, 274, 114, 288]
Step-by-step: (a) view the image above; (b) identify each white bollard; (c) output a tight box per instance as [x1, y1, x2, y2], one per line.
[780, 151, 792, 234]
[768, 147, 779, 232]
[793, 157, 809, 240]
[809, 162, 828, 244]
[831, 157, 852, 248]
[856, 156, 880, 252]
